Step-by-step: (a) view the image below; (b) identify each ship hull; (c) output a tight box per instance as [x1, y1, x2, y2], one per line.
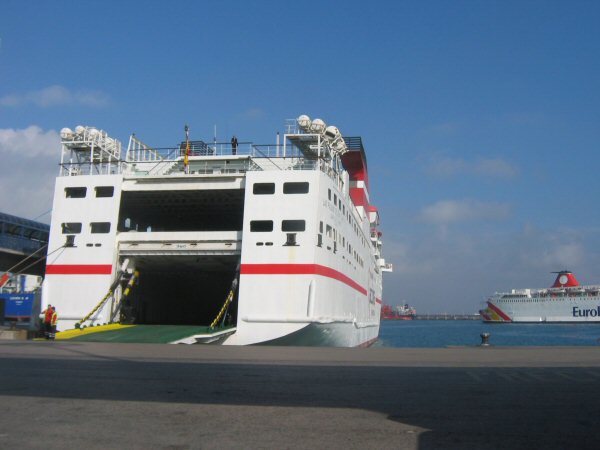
[481, 299, 600, 323]
[252, 322, 379, 347]
[42, 122, 389, 347]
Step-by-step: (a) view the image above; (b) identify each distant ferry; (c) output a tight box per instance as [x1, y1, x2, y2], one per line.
[480, 271, 600, 323]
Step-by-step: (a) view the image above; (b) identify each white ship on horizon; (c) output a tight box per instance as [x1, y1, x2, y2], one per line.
[480, 271, 600, 323]
[41, 115, 392, 346]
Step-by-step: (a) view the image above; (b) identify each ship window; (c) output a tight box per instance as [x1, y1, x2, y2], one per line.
[328, 189, 331, 201]
[90, 222, 111, 234]
[61, 222, 82, 234]
[283, 182, 309, 194]
[253, 183, 275, 195]
[282, 220, 305, 232]
[334, 194, 337, 205]
[250, 220, 273, 232]
[319, 221, 323, 233]
[65, 187, 86, 198]
[95, 186, 114, 198]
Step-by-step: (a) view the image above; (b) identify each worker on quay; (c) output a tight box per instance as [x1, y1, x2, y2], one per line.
[42, 304, 53, 339]
[49, 307, 58, 340]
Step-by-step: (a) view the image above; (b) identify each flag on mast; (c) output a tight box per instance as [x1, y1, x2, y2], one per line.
[183, 124, 190, 173]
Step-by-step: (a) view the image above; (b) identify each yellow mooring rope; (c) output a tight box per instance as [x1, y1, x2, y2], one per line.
[78, 271, 139, 328]
[78, 289, 115, 328]
[210, 289, 235, 329]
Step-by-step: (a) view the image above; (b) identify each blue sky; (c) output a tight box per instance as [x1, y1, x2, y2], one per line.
[1, 0, 600, 313]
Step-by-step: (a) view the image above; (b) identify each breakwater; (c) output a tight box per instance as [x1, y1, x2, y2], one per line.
[415, 313, 481, 320]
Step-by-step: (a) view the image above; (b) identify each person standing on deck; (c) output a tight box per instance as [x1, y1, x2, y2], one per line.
[231, 135, 238, 155]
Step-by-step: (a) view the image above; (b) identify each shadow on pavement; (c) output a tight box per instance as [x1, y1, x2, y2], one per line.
[1, 351, 599, 449]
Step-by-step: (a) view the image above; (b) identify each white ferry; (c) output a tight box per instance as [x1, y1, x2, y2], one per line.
[480, 271, 600, 323]
[41, 115, 392, 346]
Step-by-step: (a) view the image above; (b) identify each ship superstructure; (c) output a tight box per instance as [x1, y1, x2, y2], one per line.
[480, 271, 600, 323]
[42, 117, 392, 346]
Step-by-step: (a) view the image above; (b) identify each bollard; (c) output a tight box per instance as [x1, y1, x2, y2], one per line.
[480, 332, 490, 346]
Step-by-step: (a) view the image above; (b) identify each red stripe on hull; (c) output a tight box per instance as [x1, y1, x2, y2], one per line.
[487, 302, 512, 322]
[46, 264, 113, 275]
[240, 263, 368, 296]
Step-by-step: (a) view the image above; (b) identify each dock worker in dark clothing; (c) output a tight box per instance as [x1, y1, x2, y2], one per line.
[231, 135, 238, 155]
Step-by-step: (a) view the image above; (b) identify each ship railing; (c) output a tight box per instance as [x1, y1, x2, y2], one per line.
[126, 134, 164, 161]
[181, 159, 254, 175]
[285, 119, 299, 134]
[122, 142, 328, 175]
[59, 160, 124, 177]
[211, 141, 253, 156]
[251, 145, 321, 171]
[251, 144, 303, 159]
[125, 142, 256, 160]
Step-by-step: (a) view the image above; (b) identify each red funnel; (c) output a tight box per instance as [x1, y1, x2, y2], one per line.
[551, 271, 580, 288]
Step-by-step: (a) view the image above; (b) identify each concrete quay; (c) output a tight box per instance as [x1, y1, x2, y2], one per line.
[1, 341, 599, 449]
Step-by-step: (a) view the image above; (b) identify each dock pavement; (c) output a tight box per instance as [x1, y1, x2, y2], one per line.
[1, 341, 599, 449]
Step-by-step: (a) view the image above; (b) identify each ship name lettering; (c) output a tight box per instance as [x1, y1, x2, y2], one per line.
[572, 306, 600, 317]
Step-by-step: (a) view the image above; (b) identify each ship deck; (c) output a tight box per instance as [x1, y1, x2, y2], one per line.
[1, 342, 598, 449]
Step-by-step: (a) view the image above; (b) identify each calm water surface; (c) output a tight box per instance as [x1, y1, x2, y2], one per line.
[377, 320, 600, 347]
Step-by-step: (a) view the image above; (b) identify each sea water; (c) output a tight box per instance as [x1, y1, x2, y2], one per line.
[377, 320, 600, 347]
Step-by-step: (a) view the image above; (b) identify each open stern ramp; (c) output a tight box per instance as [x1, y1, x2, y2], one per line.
[112, 169, 245, 329]
[55, 324, 236, 344]
[116, 231, 241, 328]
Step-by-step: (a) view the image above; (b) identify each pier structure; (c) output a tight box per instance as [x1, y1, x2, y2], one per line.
[415, 313, 481, 320]
[0, 211, 49, 278]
